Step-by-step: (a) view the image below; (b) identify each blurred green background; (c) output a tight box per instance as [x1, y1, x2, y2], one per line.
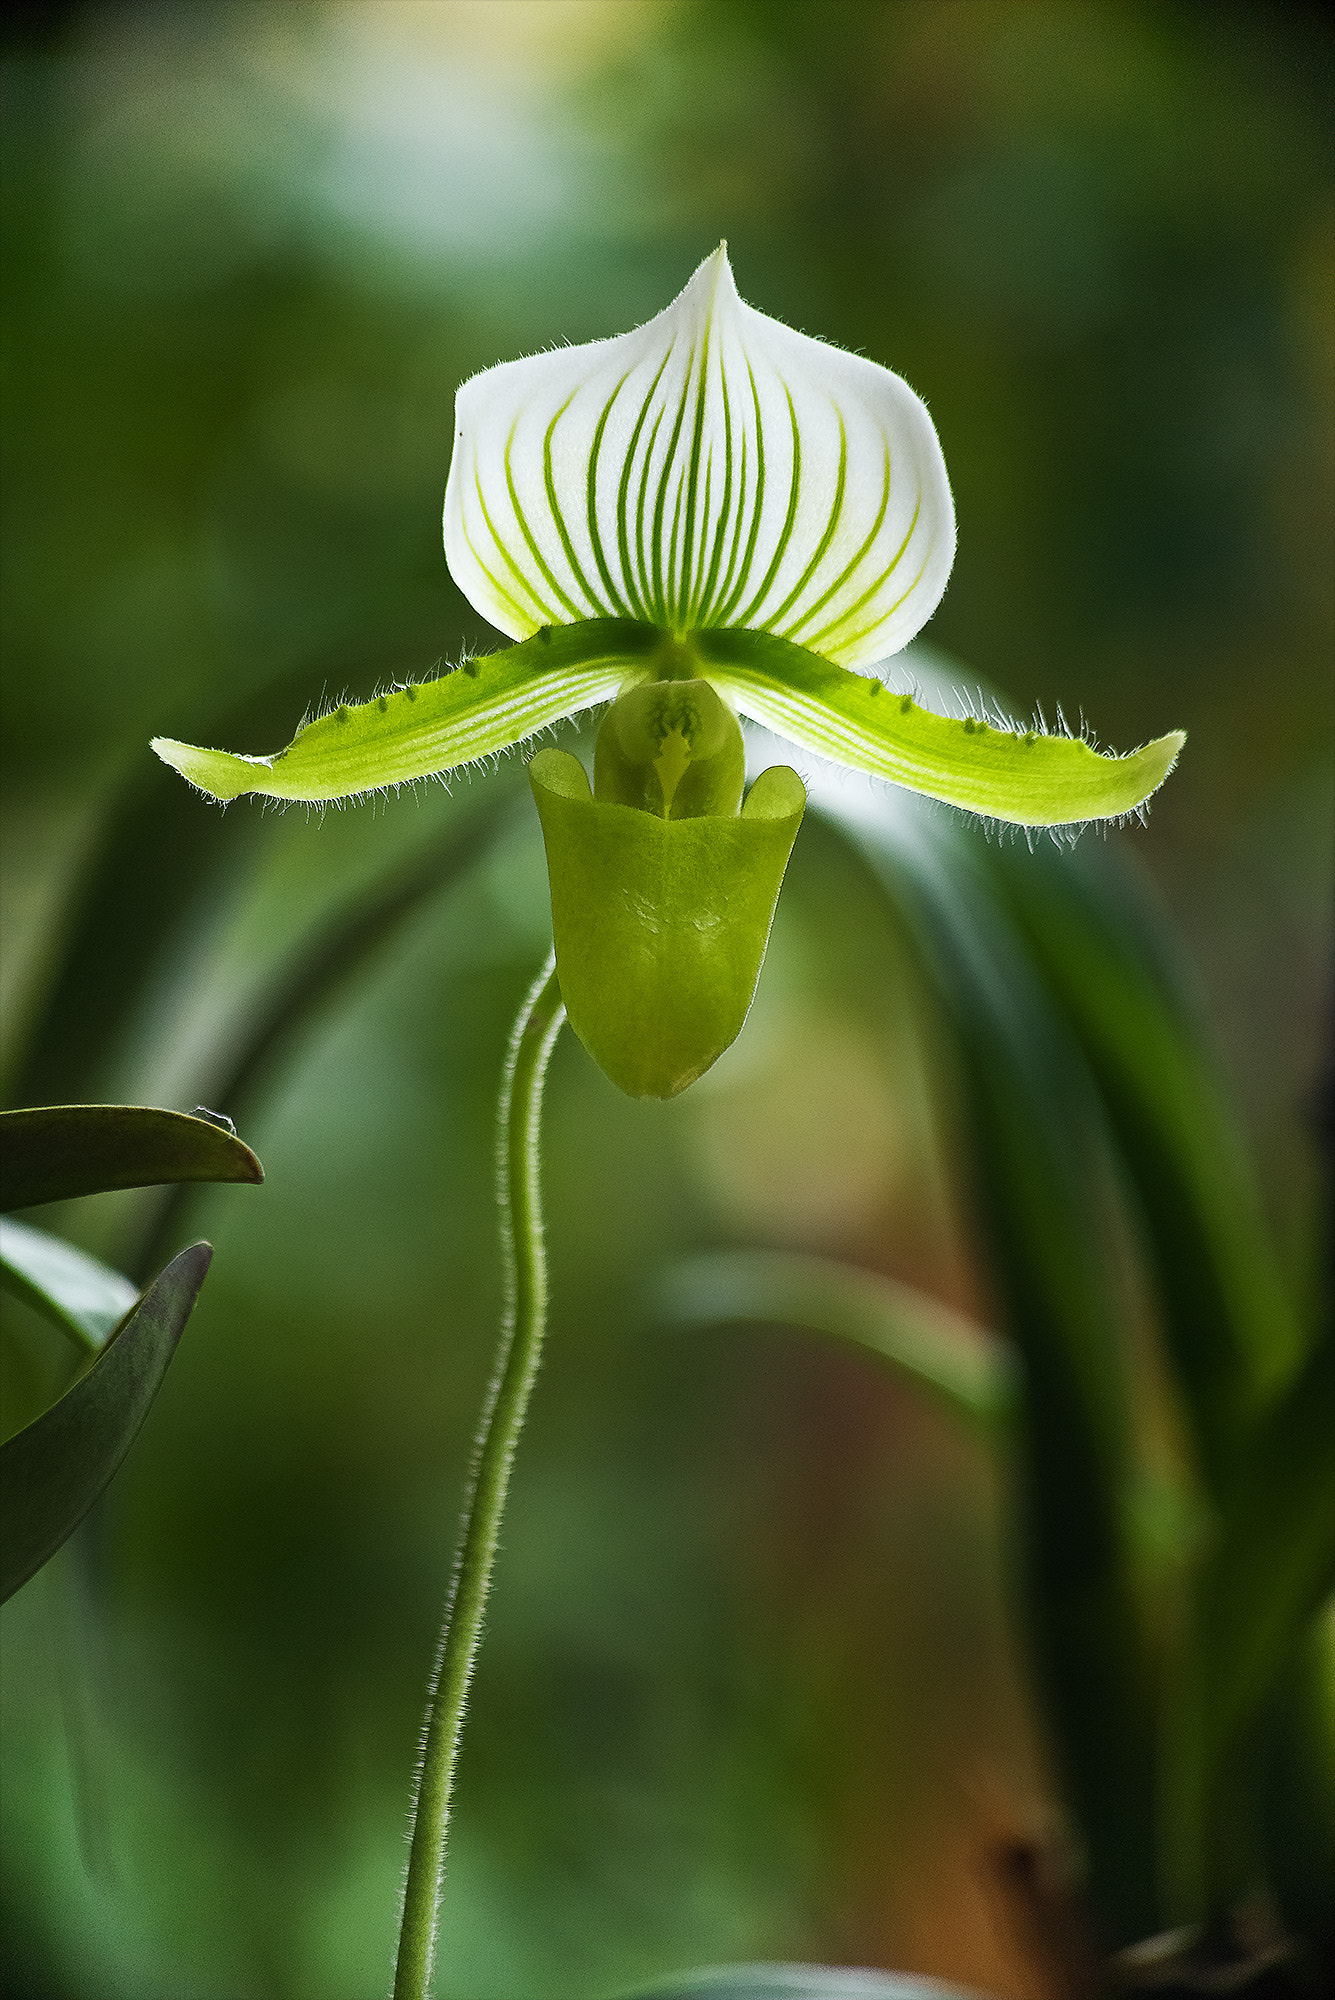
[1, 4, 1331, 1997]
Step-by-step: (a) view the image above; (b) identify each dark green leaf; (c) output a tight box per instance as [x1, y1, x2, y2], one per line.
[1259, 1600, 1335, 1960]
[0, 1240, 211, 1602]
[991, 834, 1303, 1491]
[810, 768, 1161, 1944]
[0, 1105, 262, 1212]
[1165, 1329, 1335, 1917]
[0, 1216, 137, 1352]
[613, 1969, 985, 2000]
[983, 838, 1320, 1920]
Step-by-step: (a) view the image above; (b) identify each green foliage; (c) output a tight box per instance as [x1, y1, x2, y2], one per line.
[777, 775, 1166, 1942]
[677, 759, 1332, 1956]
[0, 1242, 212, 1603]
[990, 837, 1305, 1482]
[0, 1218, 137, 1353]
[0, 1105, 262, 1212]
[0, 1104, 266, 1602]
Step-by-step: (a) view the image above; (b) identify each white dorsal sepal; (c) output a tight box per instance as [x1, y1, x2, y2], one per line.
[444, 247, 955, 671]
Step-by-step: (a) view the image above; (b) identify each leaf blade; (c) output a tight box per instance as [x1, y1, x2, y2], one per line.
[0, 1105, 263, 1212]
[0, 1240, 211, 1602]
[0, 1217, 137, 1353]
[991, 834, 1303, 1486]
[809, 765, 1163, 1942]
[1164, 1327, 1335, 1918]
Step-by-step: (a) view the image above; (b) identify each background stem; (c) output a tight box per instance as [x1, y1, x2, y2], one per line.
[392, 953, 565, 2000]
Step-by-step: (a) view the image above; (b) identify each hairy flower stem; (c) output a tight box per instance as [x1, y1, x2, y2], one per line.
[393, 953, 565, 2000]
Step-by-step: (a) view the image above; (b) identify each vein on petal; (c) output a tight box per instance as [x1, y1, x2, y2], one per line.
[505, 418, 584, 621]
[763, 406, 848, 633]
[783, 435, 892, 644]
[543, 390, 607, 617]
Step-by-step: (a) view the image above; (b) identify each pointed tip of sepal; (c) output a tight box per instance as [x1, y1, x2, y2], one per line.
[1125, 728, 1186, 811]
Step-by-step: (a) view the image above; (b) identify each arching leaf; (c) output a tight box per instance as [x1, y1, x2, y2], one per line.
[0, 1217, 137, 1353]
[1, 1105, 262, 1213]
[0, 1241, 211, 1603]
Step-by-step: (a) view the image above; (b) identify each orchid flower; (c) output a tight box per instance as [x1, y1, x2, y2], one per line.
[154, 248, 1183, 1095]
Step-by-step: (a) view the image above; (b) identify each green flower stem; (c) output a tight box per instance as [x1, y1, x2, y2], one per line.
[393, 953, 565, 2000]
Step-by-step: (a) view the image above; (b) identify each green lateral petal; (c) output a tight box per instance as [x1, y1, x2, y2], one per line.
[696, 628, 1184, 826]
[445, 246, 953, 669]
[0, 1217, 137, 1353]
[152, 620, 657, 805]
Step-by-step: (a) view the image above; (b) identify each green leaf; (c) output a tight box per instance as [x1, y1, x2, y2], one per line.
[530, 749, 804, 1097]
[980, 835, 1320, 1920]
[810, 768, 1161, 1943]
[611, 1969, 984, 1999]
[1259, 1598, 1335, 1955]
[1164, 1327, 1335, 1918]
[697, 626, 1184, 826]
[991, 834, 1303, 1488]
[0, 1240, 211, 1603]
[660, 1250, 1017, 1433]
[0, 1105, 262, 1212]
[152, 620, 659, 804]
[0, 1216, 137, 1353]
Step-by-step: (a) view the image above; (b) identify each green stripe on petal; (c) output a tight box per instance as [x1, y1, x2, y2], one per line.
[651, 348, 697, 621]
[153, 622, 658, 805]
[732, 380, 802, 629]
[505, 421, 585, 621]
[618, 343, 676, 624]
[543, 395, 606, 616]
[695, 628, 1185, 827]
[587, 372, 634, 616]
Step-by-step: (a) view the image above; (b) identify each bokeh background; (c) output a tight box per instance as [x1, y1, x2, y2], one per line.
[1, 4, 1331, 1997]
